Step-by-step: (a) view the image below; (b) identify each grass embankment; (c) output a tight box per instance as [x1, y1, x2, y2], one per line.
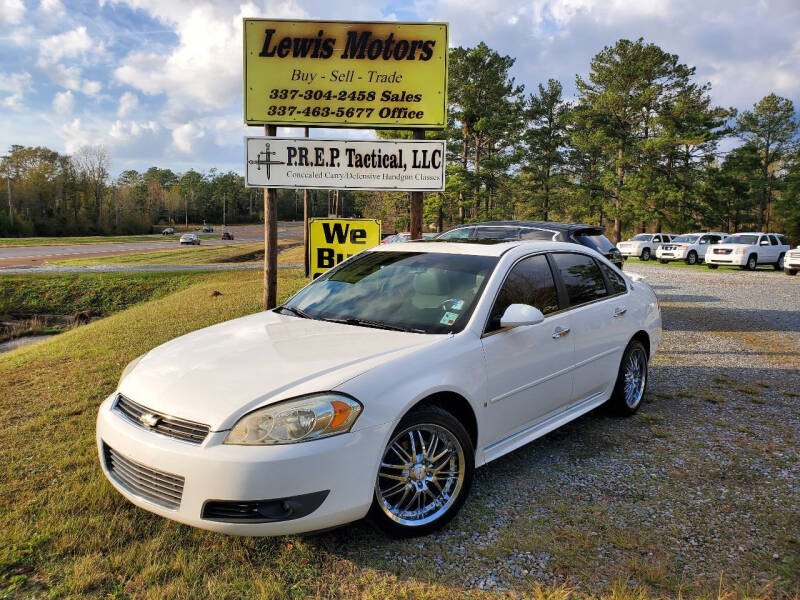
[0, 272, 205, 316]
[51, 242, 301, 267]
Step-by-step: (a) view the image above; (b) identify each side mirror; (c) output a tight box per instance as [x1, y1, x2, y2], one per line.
[500, 304, 545, 328]
[760, 240, 770, 246]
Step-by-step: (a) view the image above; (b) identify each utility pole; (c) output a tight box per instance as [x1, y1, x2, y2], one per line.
[303, 127, 310, 277]
[114, 186, 118, 232]
[410, 129, 425, 239]
[263, 125, 278, 310]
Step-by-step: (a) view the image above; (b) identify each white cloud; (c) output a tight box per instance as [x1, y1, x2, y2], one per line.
[110, 119, 160, 142]
[52, 90, 74, 114]
[38, 0, 66, 19]
[39, 26, 93, 62]
[58, 118, 93, 153]
[0, 0, 24, 25]
[0, 71, 32, 110]
[171, 122, 205, 153]
[82, 80, 101, 96]
[117, 91, 139, 117]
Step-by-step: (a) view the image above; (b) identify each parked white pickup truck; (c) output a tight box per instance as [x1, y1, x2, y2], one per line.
[655, 232, 727, 265]
[705, 232, 790, 271]
[618, 233, 674, 262]
[785, 246, 800, 275]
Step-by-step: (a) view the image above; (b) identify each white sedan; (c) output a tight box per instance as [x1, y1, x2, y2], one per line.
[96, 240, 661, 537]
[179, 233, 200, 245]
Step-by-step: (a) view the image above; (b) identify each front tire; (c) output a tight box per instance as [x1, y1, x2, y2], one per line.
[659, 259, 669, 264]
[641, 248, 651, 261]
[707, 264, 718, 269]
[744, 254, 757, 271]
[785, 268, 797, 276]
[368, 405, 474, 538]
[686, 251, 698, 265]
[608, 340, 648, 416]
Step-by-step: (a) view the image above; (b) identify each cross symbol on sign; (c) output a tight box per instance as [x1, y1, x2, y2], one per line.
[248, 143, 285, 180]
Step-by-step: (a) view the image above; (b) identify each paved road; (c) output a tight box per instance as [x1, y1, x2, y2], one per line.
[0, 223, 302, 268]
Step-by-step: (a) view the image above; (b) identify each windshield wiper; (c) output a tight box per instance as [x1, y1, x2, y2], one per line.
[322, 317, 425, 334]
[276, 305, 312, 319]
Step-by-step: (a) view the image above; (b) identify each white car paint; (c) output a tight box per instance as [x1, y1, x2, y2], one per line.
[704, 232, 790, 269]
[785, 246, 800, 274]
[617, 233, 673, 260]
[97, 240, 661, 535]
[655, 232, 727, 264]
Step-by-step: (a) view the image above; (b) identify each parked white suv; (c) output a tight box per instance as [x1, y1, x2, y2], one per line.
[656, 232, 727, 265]
[705, 233, 789, 271]
[784, 246, 800, 275]
[618, 233, 674, 262]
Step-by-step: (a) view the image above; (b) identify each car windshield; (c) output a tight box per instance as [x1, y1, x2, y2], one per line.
[282, 251, 498, 334]
[724, 234, 759, 245]
[576, 233, 615, 253]
[631, 234, 651, 241]
[672, 235, 699, 243]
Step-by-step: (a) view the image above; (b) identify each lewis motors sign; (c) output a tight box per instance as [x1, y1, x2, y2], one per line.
[245, 137, 445, 191]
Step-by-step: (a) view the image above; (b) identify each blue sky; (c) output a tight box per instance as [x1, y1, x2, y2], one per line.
[1, 0, 799, 177]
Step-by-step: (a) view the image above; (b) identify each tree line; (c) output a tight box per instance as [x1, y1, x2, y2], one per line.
[2, 38, 799, 241]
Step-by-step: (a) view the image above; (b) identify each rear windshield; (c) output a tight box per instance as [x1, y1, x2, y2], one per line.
[576, 233, 615, 253]
[724, 234, 759, 245]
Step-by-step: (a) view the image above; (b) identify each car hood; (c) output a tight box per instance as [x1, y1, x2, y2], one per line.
[118, 311, 442, 431]
[710, 243, 747, 250]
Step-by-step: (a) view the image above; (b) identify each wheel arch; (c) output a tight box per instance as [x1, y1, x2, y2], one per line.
[405, 391, 478, 451]
[631, 330, 651, 359]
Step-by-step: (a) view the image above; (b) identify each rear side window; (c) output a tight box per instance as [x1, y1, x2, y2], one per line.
[437, 227, 473, 240]
[769, 235, 779, 245]
[778, 235, 788, 245]
[519, 228, 557, 241]
[487, 254, 559, 332]
[599, 263, 627, 295]
[575, 233, 615, 253]
[551, 253, 608, 306]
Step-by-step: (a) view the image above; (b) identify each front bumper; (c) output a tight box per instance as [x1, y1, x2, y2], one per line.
[656, 248, 686, 260]
[618, 246, 642, 258]
[784, 253, 800, 268]
[705, 252, 746, 266]
[96, 394, 391, 535]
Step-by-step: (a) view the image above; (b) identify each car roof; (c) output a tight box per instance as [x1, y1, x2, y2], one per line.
[367, 239, 590, 257]
[441, 221, 604, 234]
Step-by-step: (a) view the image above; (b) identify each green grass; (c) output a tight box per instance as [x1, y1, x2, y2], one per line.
[623, 257, 783, 273]
[0, 234, 223, 247]
[51, 242, 299, 267]
[0, 272, 205, 315]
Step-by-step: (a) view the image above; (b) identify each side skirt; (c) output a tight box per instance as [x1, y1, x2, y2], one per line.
[479, 392, 607, 465]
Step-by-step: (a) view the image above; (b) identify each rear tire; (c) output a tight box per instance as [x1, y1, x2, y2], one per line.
[775, 254, 785, 271]
[368, 405, 474, 538]
[608, 340, 648, 416]
[686, 251, 698, 265]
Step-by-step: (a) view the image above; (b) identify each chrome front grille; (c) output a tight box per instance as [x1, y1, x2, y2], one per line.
[714, 248, 732, 254]
[103, 443, 184, 509]
[114, 394, 209, 445]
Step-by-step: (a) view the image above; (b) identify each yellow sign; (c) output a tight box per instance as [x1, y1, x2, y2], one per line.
[309, 218, 381, 278]
[243, 19, 447, 128]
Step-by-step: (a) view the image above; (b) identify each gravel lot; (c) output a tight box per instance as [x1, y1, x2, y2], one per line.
[310, 263, 800, 597]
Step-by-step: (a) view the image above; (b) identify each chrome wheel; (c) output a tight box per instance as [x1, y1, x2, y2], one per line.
[376, 424, 466, 527]
[623, 348, 647, 409]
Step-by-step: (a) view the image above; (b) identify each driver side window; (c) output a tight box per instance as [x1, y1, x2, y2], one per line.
[486, 255, 558, 333]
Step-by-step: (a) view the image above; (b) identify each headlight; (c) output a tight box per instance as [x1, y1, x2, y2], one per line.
[735, 247, 746, 255]
[118, 354, 145, 387]
[224, 393, 362, 445]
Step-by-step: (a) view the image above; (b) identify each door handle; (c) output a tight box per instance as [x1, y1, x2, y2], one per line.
[613, 307, 627, 317]
[552, 326, 570, 339]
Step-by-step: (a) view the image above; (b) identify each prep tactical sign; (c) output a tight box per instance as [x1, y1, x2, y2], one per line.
[245, 136, 445, 191]
[243, 19, 448, 128]
[309, 218, 381, 278]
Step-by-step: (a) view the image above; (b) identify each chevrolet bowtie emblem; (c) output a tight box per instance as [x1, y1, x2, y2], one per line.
[139, 412, 160, 428]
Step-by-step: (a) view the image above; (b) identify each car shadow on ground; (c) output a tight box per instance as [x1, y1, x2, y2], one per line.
[293, 361, 799, 596]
